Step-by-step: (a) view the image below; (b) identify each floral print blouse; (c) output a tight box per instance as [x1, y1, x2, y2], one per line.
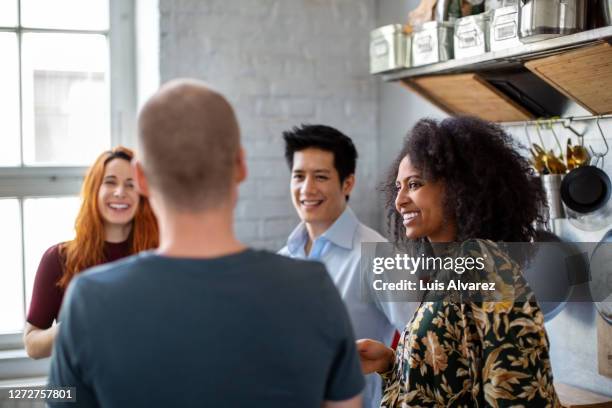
[380, 240, 560, 408]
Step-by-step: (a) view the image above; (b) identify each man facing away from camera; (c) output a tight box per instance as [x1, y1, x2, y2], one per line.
[279, 125, 417, 408]
[48, 80, 365, 408]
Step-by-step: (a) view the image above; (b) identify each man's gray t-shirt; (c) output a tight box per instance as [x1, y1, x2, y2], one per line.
[48, 249, 364, 407]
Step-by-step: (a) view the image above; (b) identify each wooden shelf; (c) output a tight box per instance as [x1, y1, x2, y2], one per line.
[403, 73, 533, 122]
[378, 26, 612, 122]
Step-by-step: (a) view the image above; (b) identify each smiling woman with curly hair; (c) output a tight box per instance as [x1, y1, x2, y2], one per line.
[357, 116, 560, 407]
[382, 116, 546, 245]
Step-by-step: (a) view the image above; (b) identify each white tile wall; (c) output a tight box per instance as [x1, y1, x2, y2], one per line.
[159, 0, 381, 250]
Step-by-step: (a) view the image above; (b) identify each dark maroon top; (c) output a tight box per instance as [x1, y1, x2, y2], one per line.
[26, 240, 131, 329]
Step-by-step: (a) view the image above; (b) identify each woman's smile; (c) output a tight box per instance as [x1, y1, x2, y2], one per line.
[401, 210, 421, 226]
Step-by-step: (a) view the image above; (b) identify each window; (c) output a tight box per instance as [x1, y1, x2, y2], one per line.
[0, 0, 135, 344]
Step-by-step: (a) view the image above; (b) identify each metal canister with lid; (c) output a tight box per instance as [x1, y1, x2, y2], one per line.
[490, 5, 522, 51]
[370, 24, 411, 74]
[519, 0, 587, 43]
[411, 21, 454, 66]
[485, 0, 518, 11]
[454, 12, 492, 59]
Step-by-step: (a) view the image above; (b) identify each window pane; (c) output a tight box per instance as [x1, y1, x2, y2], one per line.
[21, 0, 109, 30]
[0, 0, 18, 27]
[0, 199, 23, 335]
[0, 33, 20, 166]
[23, 197, 80, 310]
[21, 33, 110, 166]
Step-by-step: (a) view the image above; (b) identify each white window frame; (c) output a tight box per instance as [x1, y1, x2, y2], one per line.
[0, 0, 137, 364]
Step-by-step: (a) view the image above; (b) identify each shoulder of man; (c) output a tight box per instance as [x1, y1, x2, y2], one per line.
[354, 221, 388, 245]
[78, 253, 145, 285]
[258, 251, 344, 295]
[55, 255, 145, 323]
[265, 250, 328, 278]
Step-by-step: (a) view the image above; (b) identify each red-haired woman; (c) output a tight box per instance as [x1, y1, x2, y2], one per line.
[23, 146, 159, 359]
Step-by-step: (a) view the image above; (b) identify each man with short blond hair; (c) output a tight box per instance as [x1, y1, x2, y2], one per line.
[137, 80, 240, 211]
[49, 80, 364, 408]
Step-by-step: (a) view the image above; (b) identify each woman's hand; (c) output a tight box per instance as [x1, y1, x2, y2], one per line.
[356, 339, 395, 375]
[23, 322, 59, 359]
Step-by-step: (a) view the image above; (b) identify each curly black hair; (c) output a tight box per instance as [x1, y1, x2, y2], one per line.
[382, 116, 547, 245]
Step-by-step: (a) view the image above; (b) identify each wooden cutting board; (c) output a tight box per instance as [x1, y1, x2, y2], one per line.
[403, 73, 534, 122]
[524, 42, 612, 115]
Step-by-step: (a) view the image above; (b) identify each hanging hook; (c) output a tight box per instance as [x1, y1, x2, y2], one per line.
[524, 122, 533, 146]
[535, 118, 546, 148]
[589, 116, 609, 168]
[563, 118, 584, 145]
[548, 117, 563, 156]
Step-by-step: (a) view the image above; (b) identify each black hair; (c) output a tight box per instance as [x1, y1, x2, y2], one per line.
[282, 124, 358, 182]
[283, 124, 358, 200]
[382, 116, 547, 245]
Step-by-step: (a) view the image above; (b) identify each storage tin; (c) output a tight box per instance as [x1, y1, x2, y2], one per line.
[411, 21, 454, 67]
[490, 6, 522, 51]
[454, 12, 491, 59]
[370, 24, 411, 74]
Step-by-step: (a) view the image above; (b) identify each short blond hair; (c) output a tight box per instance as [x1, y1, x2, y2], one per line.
[138, 79, 240, 211]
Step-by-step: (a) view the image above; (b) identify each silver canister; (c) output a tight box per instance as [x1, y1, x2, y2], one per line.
[519, 0, 587, 43]
[454, 12, 491, 59]
[602, 0, 612, 26]
[490, 6, 522, 51]
[411, 21, 454, 67]
[486, 0, 518, 11]
[542, 174, 565, 220]
[370, 24, 411, 74]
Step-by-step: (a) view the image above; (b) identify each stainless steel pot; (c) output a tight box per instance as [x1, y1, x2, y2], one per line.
[603, 0, 612, 26]
[519, 0, 587, 43]
[586, 0, 612, 29]
[542, 174, 565, 220]
[435, 0, 453, 22]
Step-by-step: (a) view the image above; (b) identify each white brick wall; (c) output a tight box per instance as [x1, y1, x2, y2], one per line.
[159, 0, 380, 250]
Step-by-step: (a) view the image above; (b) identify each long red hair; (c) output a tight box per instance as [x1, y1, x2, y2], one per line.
[58, 146, 159, 289]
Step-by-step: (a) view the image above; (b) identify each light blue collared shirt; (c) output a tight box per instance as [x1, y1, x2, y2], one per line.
[279, 207, 417, 408]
